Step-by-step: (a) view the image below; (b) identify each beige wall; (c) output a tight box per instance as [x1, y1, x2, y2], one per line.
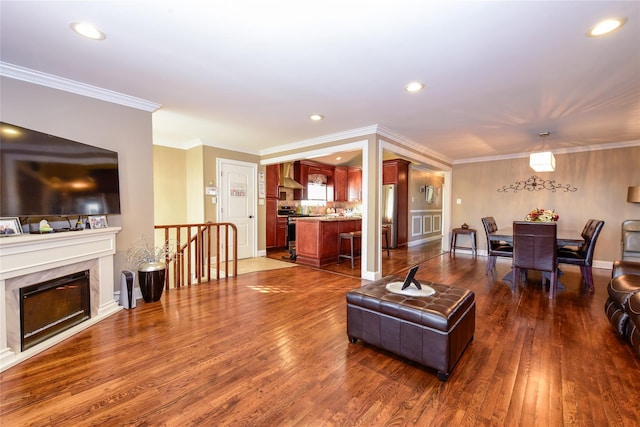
[186, 146, 205, 223]
[1, 77, 155, 290]
[451, 145, 640, 263]
[153, 146, 187, 225]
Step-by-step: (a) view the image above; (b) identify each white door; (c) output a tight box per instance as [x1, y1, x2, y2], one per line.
[218, 159, 256, 259]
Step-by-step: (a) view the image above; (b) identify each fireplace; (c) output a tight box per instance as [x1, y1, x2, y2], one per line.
[20, 270, 91, 351]
[0, 227, 121, 372]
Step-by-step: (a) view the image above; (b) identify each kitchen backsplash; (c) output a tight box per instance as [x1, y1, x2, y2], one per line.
[275, 187, 362, 215]
[277, 199, 362, 216]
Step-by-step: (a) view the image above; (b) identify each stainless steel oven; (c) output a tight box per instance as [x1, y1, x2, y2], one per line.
[282, 213, 309, 260]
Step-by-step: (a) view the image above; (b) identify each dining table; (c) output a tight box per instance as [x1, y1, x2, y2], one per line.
[489, 225, 585, 285]
[490, 226, 584, 247]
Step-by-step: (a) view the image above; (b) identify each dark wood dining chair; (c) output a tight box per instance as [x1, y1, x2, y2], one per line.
[557, 219, 604, 292]
[481, 217, 513, 275]
[512, 221, 558, 298]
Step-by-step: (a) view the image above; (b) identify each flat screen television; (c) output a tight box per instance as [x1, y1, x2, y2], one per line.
[0, 122, 121, 217]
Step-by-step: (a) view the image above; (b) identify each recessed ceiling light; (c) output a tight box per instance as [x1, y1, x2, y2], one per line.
[587, 17, 626, 37]
[405, 82, 424, 93]
[70, 22, 106, 40]
[336, 156, 342, 161]
[310, 114, 324, 121]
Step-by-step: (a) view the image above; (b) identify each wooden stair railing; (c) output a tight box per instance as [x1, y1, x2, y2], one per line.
[154, 222, 238, 289]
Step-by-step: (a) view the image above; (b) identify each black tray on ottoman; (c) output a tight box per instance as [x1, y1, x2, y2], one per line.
[346, 275, 475, 381]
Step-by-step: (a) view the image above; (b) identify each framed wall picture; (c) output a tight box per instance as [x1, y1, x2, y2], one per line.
[88, 215, 108, 229]
[0, 217, 22, 236]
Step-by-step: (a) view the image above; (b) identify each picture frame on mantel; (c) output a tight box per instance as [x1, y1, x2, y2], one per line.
[0, 217, 22, 236]
[88, 215, 108, 229]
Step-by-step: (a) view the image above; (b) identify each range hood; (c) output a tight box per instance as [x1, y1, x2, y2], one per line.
[279, 163, 305, 189]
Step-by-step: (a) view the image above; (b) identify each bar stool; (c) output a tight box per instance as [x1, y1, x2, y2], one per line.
[450, 227, 477, 257]
[381, 224, 390, 256]
[339, 231, 362, 268]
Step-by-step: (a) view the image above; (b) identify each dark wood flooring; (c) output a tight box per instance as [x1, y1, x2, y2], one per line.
[266, 240, 446, 278]
[2, 245, 639, 426]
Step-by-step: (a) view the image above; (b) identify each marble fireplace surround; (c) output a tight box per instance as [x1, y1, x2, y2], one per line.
[0, 227, 122, 372]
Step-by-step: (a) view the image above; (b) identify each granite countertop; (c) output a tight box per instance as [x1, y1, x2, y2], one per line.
[296, 215, 362, 222]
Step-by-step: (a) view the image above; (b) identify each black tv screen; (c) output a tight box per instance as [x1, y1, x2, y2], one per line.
[0, 122, 121, 217]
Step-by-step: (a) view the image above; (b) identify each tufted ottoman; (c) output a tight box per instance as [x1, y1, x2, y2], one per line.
[346, 275, 475, 381]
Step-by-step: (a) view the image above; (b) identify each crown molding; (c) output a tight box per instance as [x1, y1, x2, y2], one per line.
[259, 123, 454, 167]
[0, 62, 161, 112]
[453, 139, 640, 164]
[259, 124, 380, 156]
[375, 125, 452, 165]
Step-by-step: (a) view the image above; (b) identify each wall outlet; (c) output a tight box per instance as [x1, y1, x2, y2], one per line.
[457, 198, 462, 204]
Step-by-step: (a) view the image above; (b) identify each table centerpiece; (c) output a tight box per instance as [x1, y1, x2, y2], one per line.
[525, 208, 559, 222]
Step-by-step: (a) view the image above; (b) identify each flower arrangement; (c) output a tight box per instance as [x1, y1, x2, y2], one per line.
[525, 208, 559, 222]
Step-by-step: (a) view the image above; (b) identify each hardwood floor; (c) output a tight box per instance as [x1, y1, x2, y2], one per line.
[2, 247, 639, 426]
[266, 240, 446, 278]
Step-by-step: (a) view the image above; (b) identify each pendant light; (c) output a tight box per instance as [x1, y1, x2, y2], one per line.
[530, 132, 555, 172]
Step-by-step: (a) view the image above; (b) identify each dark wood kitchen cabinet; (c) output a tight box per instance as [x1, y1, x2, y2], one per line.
[383, 159, 409, 185]
[383, 159, 410, 247]
[267, 207, 287, 249]
[266, 164, 280, 198]
[333, 166, 348, 202]
[347, 166, 362, 201]
[293, 162, 308, 200]
[276, 217, 287, 248]
[333, 166, 361, 202]
[266, 197, 277, 248]
[266, 164, 282, 249]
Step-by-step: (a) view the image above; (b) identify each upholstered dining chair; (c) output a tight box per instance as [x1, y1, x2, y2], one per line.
[558, 219, 594, 251]
[512, 221, 558, 298]
[481, 217, 513, 275]
[557, 219, 605, 292]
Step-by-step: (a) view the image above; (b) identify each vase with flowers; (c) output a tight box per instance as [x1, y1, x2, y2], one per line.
[525, 208, 559, 222]
[125, 236, 175, 302]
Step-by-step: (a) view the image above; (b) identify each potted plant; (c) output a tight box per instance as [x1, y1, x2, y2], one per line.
[125, 236, 175, 303]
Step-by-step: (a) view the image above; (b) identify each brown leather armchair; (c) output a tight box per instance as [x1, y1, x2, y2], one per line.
[604, 260, 640, 356]
[622, 220, 640, 262]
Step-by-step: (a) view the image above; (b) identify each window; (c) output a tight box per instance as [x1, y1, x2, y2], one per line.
[307, 182, 327, 200]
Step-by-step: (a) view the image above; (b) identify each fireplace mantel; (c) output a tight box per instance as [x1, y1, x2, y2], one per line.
[0, 227, 122, 372]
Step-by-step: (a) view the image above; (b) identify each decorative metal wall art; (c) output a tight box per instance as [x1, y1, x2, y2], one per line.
[497, 175, 578, 193]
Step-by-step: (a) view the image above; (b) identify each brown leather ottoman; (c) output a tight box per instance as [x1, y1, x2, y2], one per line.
[346, 276, 475, 381]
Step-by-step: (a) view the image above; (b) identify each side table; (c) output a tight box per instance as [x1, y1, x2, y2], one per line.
[450, 228, 477, 257]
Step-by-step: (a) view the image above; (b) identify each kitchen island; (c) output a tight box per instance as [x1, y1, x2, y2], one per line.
[295, 216, 362, 267]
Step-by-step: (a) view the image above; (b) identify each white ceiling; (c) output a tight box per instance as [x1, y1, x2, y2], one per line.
[1, 1, 639, 165]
